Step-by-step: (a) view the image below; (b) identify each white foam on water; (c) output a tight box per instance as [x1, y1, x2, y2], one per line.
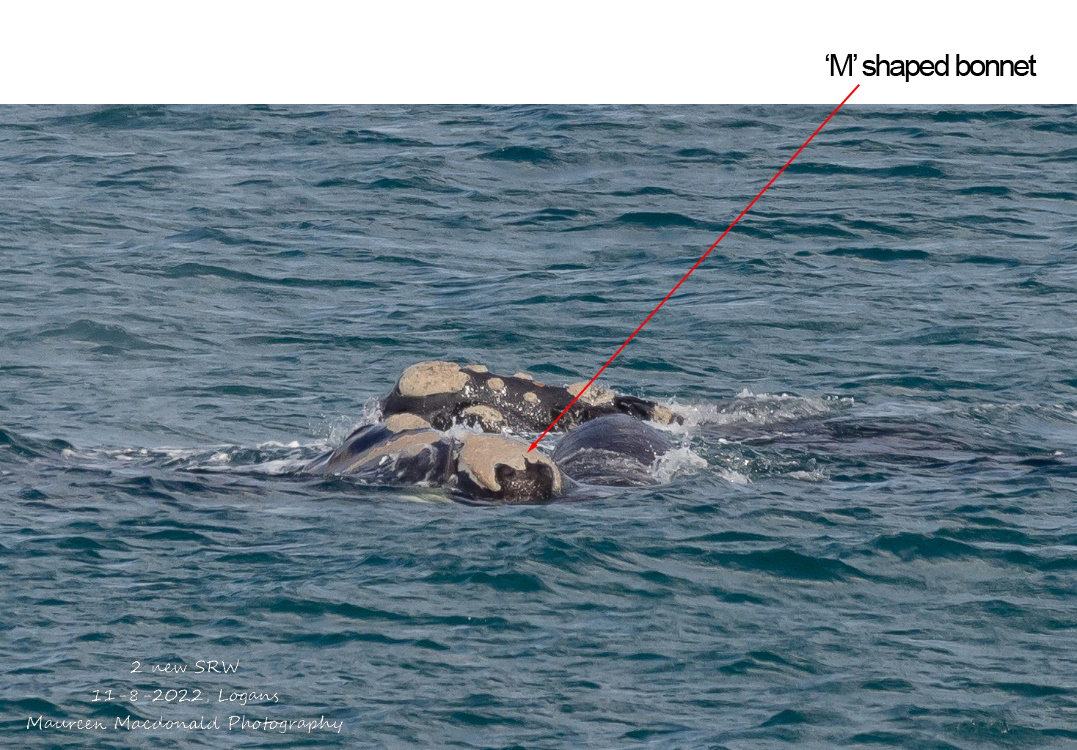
[652, 445, 708, 483]
[396, 490, 455, 505]
[667, 391, 851, 429]
[785, 469, 828, 482]
[717, 467, 751, 485]
[67, 445, 214, 464]
[306, 398, 386, 448]
[243, 458, 308, 475]
[64, 435, 330, 476]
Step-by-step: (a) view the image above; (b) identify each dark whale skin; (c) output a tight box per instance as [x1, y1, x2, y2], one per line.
[552, 414, 674, 486]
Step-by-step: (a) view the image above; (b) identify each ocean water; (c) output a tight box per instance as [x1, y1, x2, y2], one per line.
[2, 104, 1076, 748]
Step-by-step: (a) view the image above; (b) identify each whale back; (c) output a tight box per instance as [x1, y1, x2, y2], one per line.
[307, 423, 453, 485]
[551, 414, 673, 486]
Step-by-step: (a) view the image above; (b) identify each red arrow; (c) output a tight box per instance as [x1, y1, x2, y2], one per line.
[529, 85, 860, 452]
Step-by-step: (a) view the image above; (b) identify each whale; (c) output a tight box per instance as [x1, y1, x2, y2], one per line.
[306, 413, 566, 503]
[306, 361, 681, 503]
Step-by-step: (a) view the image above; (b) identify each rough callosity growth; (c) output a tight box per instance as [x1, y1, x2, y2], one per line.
[396, 360, 470, 397]
[383, 412, 432, 431]
[566, 381, 615, 406]
[381, 360, 682, 432]
[459, 404, 506, 431]
[452, 434, 562, 502]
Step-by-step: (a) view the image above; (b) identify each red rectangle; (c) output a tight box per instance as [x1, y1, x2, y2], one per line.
[529, 81, 848, 103]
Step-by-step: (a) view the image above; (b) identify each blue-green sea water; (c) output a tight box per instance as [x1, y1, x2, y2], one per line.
[2, 105, 1076, 748]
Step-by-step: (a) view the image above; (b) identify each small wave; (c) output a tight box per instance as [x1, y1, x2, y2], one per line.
[162, 262, 379, 289]
[1030, 121, 1077, 135]
[423, 569, 547, 593]
[713, 549, 868, 581]
[672, 148, 749, 164]
[46, 104, 170, 129]
[175, 384, 299, 399]
[337, 128, 430, 147]
[362, 176, 465, 194]
[31, 319, 177, 352]
[845, 218, 914, 236]
[507, 207, 596, 226]
[784, 161, 947, 179]
[167, 226, 275, 247]
[613, 211, 706, 229]
[826, 246, 931, 261]
[1026, 190, 1076, 201]
[874, 531, 986, 561]
[766, 220, 860, 239]
[480, 146, 556, 163]
[930, 108, 1039, 122]
[0, 427, 74, 459]
[957, 185, 1012, 197]
[610, 186, 679, 197]
[955, 254, 1022, 266]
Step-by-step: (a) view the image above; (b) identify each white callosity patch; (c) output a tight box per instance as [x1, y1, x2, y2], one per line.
[384, 413, 433, 432]
[523, 391, 540, 405]
[566, 381, 615, 406]
[460, 405, 505, 429]
[397, 361, 469, 397]
[456, 434, 561, 494]
[464, 364, 489, 373]
[513, 372, 533, 380]
[486, 377, 506, 393]
[648, 404, 677, 425]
